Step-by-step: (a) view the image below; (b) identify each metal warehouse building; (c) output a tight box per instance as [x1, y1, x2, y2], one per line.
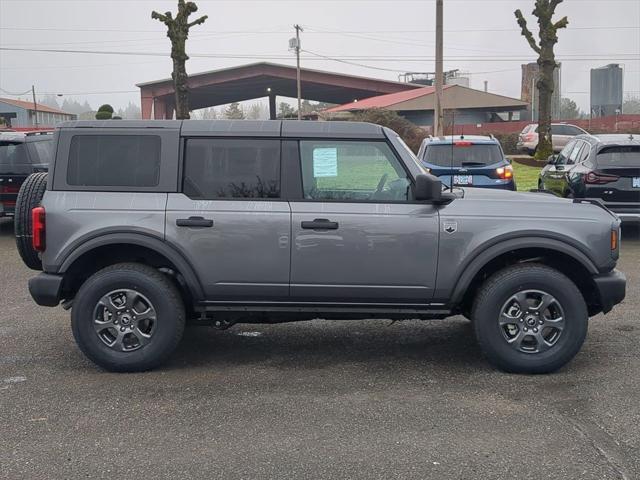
[0, 98, 77, 128]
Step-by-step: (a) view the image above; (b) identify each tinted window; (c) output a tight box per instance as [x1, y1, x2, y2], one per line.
[425, 143, 503, 167]
[27, 140, 53, 164]
[568, 142, 584, 164]
[557, 140, 576, 164]
[596, 146, 640, 168]
[300, 140, 410, 202]
[0, 142, 28, 166]
[67, 135, 160, 187]
[183, 139, 280, 199]
[577, 142, 591, 164]
[565, 125, 584, 136]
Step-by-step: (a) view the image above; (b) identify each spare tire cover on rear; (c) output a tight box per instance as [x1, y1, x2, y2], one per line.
[15, 172, 47, 271]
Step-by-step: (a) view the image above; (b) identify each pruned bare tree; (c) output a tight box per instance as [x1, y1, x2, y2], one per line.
[152, 1, 207, 119]
[515, 0, 568, 159]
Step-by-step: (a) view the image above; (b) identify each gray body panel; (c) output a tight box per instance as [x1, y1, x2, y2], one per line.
[433, 188, 618, 300]
[41, 191, 168, 272]
[290, 201, 439, 302]
[165, 194, 291, 300]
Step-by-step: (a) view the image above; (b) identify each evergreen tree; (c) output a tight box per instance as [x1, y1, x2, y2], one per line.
[223, 102, 244, 120]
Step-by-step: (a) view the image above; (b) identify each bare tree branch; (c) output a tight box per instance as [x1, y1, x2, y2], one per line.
[554, 16, 569, 30]
[550, 0, 564, 11]
[188, 15, 208, 28]
[514, 9, 541, 54]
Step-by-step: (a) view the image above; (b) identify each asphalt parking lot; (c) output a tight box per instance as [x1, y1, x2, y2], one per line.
[1, 218, 639, 480]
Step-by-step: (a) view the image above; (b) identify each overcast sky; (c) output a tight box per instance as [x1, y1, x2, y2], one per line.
[0, 0, 638, 113]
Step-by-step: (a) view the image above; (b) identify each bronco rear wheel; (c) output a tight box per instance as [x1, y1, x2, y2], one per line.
[472, 264, 588, 374]
[71, 263, 185, 372]
[14, 172, 47, 270]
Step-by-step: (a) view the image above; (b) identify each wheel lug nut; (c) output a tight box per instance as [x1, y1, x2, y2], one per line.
[120, 327, 125, 332]
[539, 320, 543, 325]
[524, 327, 528, 332]
[534, 328, 538, 333]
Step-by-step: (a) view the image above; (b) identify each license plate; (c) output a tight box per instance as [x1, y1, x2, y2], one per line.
[453, 175, 473, 185]
[633, 177, 640, 188]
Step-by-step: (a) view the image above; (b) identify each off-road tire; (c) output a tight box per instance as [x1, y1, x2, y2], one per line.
[472, 264, 588, 374]
[14, 172, 47, 270]
[71, 263, 185, 372]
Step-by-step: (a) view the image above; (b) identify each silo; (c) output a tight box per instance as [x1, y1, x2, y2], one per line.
[590, 64, 623, 117]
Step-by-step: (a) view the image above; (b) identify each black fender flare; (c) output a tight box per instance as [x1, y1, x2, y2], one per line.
[52, 230, 205, 301]
[449, 236, 599, 305]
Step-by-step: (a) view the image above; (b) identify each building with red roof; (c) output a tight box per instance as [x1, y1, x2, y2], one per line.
[0, 97, 77, 128]
[323, 84, 529, 129]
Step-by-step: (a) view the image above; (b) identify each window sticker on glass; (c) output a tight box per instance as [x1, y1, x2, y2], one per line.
[312, 147, 338, 177]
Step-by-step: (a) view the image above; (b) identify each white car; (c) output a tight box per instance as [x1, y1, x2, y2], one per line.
[517, 123, 587, 155]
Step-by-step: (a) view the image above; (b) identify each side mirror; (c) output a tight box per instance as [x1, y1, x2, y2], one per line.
[547, 155, 557, 165]
[414, 174, 442, 202]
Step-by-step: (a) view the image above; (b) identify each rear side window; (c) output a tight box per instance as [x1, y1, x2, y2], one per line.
[27, 140, 53, 164]
[596, 146, 640, 168]
[67, 135, 160, 187]
[424, 143, 503, 167]
[0, 142, 28, 166]
[183, 138, 280, 199]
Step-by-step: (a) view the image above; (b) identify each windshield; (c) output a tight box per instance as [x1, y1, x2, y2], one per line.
[596, 146, 639, 168]
[424, 143, 503, 167]
[0, 142, 28, 166]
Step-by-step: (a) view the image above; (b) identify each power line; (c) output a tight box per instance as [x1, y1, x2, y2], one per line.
[0, 25, 636, 34]
[2, 46, 638, 63]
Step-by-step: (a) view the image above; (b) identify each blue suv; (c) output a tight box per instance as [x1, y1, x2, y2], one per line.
[417, 135, 516, 190]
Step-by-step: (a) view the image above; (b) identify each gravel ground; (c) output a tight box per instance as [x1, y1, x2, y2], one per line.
[1, 217, 639, 480]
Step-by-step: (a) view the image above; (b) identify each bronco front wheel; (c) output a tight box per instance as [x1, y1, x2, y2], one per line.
[472, 264, 588, 374]
[71, 263, 185, 372]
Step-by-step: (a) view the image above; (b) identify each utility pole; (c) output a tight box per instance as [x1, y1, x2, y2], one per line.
[31, 85, 39, 127]
[294, 24, 303, 120]
[434, 0, 444, 136]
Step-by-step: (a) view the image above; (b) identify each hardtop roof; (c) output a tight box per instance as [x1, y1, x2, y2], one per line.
[58, 119, 386, 139]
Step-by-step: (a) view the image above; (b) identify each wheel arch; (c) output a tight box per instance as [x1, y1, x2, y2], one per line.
[56, 233, 204, 303]
[451, 237, 602, 316]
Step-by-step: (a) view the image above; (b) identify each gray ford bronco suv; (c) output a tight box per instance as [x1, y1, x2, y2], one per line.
[16, 120, 626, 373]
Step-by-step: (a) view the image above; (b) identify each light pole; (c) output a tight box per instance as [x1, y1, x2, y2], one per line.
[31, 85, 39, 127]
[293, 24, 303, 120]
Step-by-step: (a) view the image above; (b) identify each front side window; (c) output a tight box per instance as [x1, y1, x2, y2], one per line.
[183, 138, 280, 199]
[557, 140, 576, 164]
[67, 135, 160, 187]
[299, 140, 410, 202]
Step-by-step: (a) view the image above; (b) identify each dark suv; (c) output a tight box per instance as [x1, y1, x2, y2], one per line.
[0, 131, 53, 217]
[15, 120, 625, 374]
[417, 135, 515, 190]
[539, 134, 640, 223]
